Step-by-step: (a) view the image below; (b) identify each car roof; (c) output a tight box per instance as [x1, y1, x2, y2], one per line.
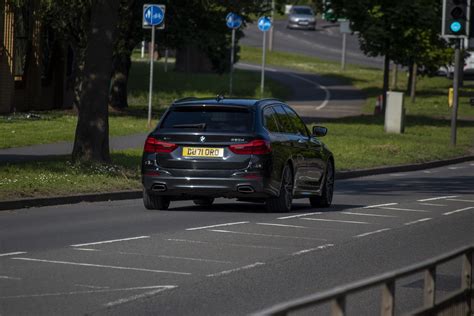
[172, 97, 282, 108]
[291, 5, 313, 9]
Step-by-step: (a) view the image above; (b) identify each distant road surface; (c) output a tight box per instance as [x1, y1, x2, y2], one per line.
[241, 19, 383, 69]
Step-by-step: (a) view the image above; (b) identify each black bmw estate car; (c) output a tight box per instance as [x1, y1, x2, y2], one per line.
[141, 97, 334, 212]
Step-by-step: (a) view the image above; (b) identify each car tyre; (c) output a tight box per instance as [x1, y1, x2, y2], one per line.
[310, 160, 334, 208]
[193, 198, 214, 207]
[143, 189, 170, 210]
[266, 164, 293, 213]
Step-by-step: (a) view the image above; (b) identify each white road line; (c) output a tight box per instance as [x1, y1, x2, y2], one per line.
[292, 243, 335, 256]
[277, 212, 322, 220]
[417, 196, 457, 202]
[363, 203, 398, 209]
[355, 228, 391, 238]
[341, 212, 396, 218]
[443, 207, 474, 216]
[0, 275, 21, 280]
[404, 218, 432, 226]
[390, 173, 407, 177]
[0, 285, 176, 300]
[209, 229, 327, 241]
[185, 221, 249, 231]
[70, 236, 150, 247]
[447, 199, 474, 203]
[381, 207, 430, 213]
[418, 203, 447, 207]
[104, 286, 177, 308]
[256, 223, 308, 229]
[207, 262, 265, 277]
[74, 284, 110, 290]
[448, 166, 464, 170]
[11, 257, 191, 275]
[116, 251, 232, 264]
[73, 248, 101, 252]
[285, 73, 331, 110]
[166, 238, 283, 250]
[301, 218, 370, 225]
[0, 252, 26, 257]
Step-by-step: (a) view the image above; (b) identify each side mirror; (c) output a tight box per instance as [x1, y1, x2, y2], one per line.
[312, 126, 328, 137]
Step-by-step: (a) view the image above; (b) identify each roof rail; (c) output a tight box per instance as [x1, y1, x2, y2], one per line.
[257, 98, 282, 104]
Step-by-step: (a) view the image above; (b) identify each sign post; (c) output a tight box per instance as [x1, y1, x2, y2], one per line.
[143, 4, 165, 128]
[226, 13, 242, 96]
[339, 19, 351, 71]
[258, 17, 272, 97]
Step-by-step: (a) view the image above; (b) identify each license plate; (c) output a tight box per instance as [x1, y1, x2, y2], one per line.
[299, 21, 309, 25]
[182, 147, 224, 158]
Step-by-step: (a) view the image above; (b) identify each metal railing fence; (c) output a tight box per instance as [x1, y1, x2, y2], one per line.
[254, 244, 473, 316]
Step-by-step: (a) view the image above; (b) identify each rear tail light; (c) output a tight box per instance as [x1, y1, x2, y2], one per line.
[144, 137, 178, 153]
[229, 140, 271, 155]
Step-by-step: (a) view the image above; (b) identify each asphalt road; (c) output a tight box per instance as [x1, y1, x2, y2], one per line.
[1, 161, 473, 315]
[241, 19, 384, 69]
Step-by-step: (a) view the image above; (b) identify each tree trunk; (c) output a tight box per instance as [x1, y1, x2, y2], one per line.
[72, 0, 119, 162]
[109, 53, 131, 109]
[390, 62, 398, 91]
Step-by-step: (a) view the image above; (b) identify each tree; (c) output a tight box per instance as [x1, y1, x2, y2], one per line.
[328, 0, 452, 107]
[71, 0, 120, 162]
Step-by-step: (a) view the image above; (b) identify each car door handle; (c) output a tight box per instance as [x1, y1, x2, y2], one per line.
[297, 138, 306, 143]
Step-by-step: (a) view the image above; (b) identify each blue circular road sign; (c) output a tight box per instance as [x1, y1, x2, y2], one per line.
[258, 16, 272, 32]
[450, 21, 462, 33]
[144, 5, 164, 26]
[226, 12, 242, 29]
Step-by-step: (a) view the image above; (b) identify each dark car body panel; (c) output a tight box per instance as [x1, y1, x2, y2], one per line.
[141, 98, 333, 201]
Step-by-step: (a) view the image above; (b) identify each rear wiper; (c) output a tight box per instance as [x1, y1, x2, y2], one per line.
[172, 123, 206, 129]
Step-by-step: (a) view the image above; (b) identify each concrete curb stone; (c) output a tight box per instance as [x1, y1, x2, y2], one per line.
[1, 155, 473, 212]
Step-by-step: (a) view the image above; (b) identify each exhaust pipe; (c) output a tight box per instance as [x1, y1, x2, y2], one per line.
[237, 185, 255, 193]
[151, 184, 167, 192]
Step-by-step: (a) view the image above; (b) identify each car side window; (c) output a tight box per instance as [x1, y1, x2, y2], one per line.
[263, 106, 281, 133]
[283, 105, 309, 137]
[273, 105, 298, 134]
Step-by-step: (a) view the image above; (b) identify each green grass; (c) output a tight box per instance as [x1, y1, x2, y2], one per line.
[0, 60, 289, 149]
[0, 149, 142, 201]
[127, 60, 289, 108]
[0, 112, 150, 149]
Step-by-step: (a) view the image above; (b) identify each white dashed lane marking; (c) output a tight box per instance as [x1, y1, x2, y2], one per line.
[443, 207, 474, 216]
[277, 212, 322, 220]
[256, 223, 308, 229]
[300, 218, 370, 225]
[185, 221, 249, 231]
[292, 243, 335, 256]
[0, 252, 26, 257]
[104, 286, 177, 308]
[0, 275, 22, 280]
[380, 207, 430, 213]
[404, 218, 432, 226]
[70, 236, 150, 247]
[209, 229, 327, 241]
[417, 196, 457, 202]
[166, 238, 284, 250]
[355, 228, 391, 238]
[341, 211, 397, 218]
[207, 262, 265, 277]
[418, 203, 446, 207]
[363, 203, 398, 209]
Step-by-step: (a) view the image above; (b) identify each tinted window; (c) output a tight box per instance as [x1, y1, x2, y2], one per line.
[273, 105, 298, 134]
[161, 106, 253, 132]
[263, 107, 280, 133]
[283, 106, 308, 136]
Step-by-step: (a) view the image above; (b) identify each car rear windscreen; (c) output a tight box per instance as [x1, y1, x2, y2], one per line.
[160, 106, 253, 132]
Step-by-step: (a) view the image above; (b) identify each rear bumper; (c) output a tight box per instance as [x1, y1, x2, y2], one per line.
[142, 173, 277, 198]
